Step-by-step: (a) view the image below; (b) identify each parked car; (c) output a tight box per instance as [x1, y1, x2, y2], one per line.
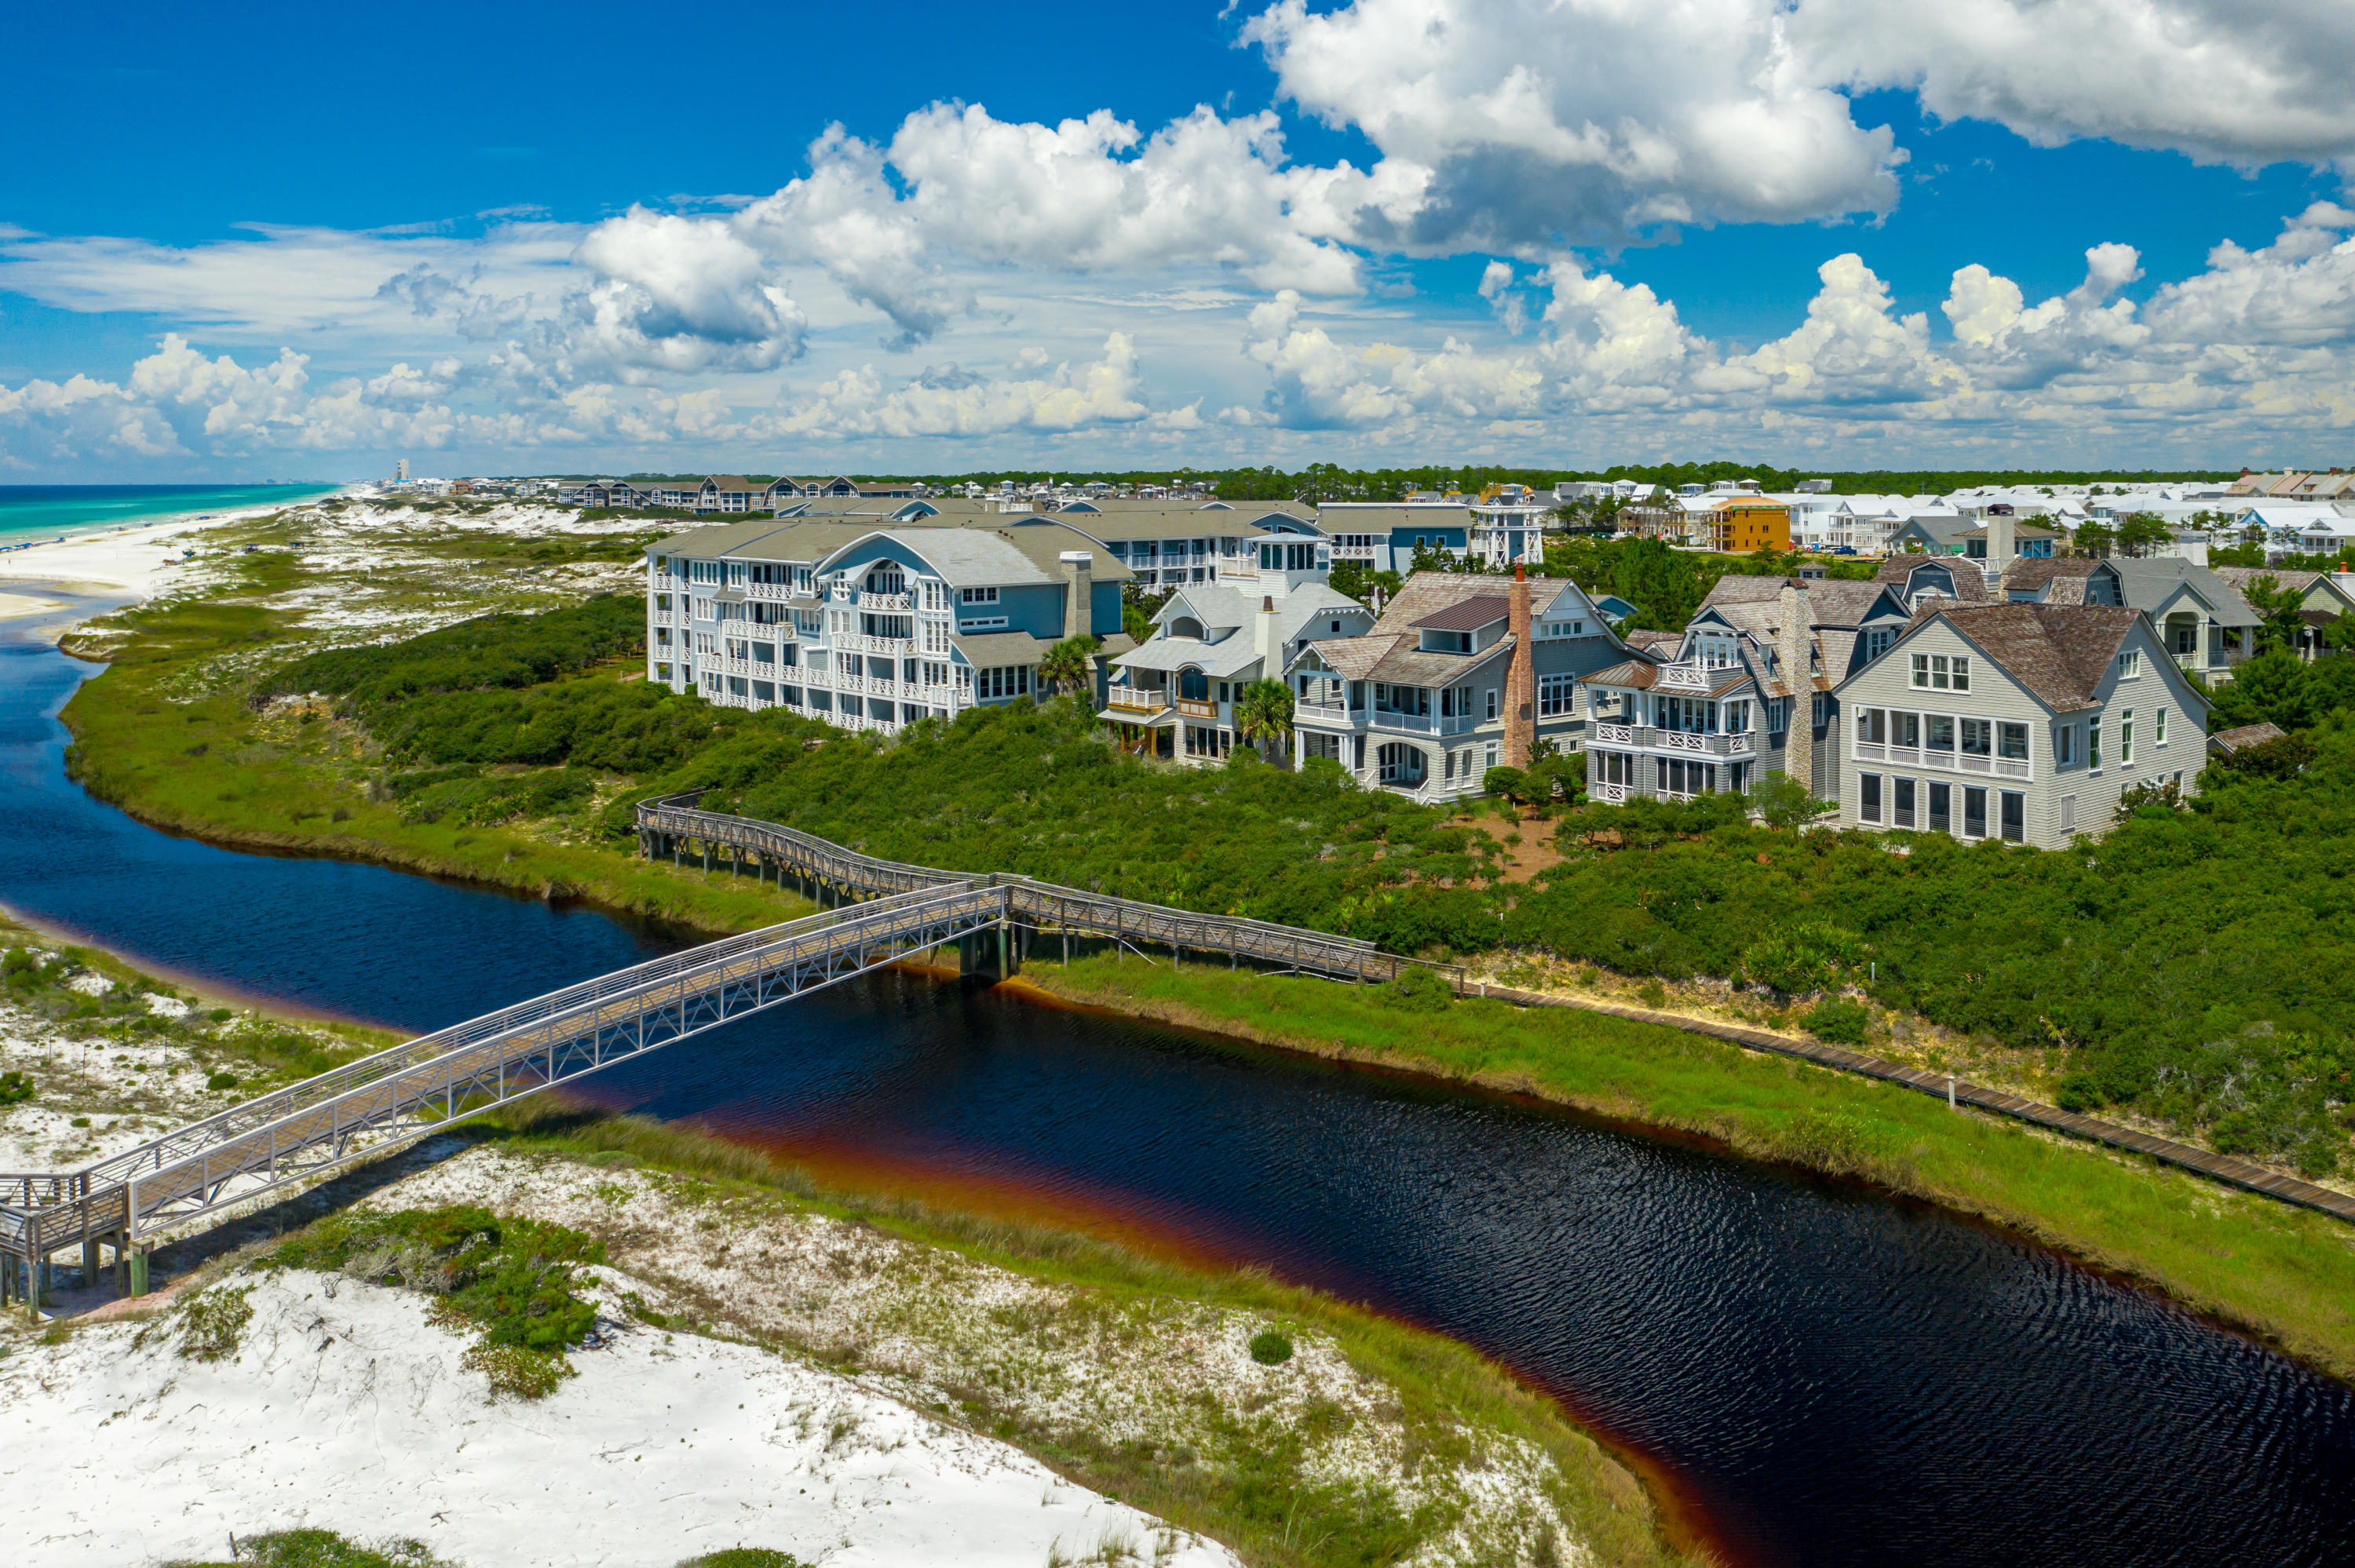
[1834, 546, 1858, 555]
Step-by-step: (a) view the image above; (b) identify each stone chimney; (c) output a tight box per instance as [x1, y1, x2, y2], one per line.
[1776, 582, 1815, 797]
[1059, 549, 1092, 639]
[1504, 563, 1536, 768]
[1986, 510, 2014, 567]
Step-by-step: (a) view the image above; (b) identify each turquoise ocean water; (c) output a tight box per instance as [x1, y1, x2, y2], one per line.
[0, 484, 343, 550]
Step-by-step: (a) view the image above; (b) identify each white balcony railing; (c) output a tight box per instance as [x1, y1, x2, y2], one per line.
[1591, 780, 1630, 804]
[1853, 742, 2031, 782]
[1590, 721, 1754, 756]
[1654, 662, 1729, 692]
[1369, 709, 1481, 736]
[1105, 689, 1167, 715]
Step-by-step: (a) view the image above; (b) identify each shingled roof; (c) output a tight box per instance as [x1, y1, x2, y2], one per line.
[1913, 603, 2141, 710]
[2211, 720, 2288, 755]
[1411, 594, 1510, 630]
[2002, 557, 2103, 594]
[1875, 557, 1991, 601]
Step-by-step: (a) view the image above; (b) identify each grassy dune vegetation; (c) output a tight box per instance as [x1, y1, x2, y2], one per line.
[1016, 956, 2355, 1380]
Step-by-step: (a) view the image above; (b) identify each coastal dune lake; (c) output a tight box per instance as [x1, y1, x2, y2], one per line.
[4, 609, 2351, 1567]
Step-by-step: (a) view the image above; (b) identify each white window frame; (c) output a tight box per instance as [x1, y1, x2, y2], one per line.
[1909, 652, 1970, 691]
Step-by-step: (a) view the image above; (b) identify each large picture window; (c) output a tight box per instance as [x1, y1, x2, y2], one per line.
[1860, 773, 1883, 824]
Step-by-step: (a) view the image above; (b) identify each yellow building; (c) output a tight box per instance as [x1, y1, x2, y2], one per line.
[1707, 497, 1791, 553]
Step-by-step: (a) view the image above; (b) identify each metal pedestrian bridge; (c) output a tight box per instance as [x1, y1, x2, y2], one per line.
[0, 796, 1450, 1308]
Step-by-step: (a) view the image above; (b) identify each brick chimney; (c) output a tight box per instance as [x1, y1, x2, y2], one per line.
[1776, 582, 1815, 797]
[1505, 563, 1535, 768]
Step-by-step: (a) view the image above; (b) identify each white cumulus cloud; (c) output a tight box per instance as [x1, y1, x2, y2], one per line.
[764, 334, 1155, 439]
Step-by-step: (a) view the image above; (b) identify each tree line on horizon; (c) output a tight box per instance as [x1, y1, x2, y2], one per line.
[506, 461, 2247, 499]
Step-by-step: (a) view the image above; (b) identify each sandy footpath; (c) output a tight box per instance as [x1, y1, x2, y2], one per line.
[1, 1268, 1238, 1568]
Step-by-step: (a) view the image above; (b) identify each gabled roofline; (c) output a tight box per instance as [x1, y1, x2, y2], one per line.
[1830, 604, 2213, 720]
[1831, 608, 2076, 718]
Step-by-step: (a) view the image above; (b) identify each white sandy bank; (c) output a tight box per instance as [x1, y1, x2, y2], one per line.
[2, 1269, 1239, 1568]
[0, 516, 247, 597]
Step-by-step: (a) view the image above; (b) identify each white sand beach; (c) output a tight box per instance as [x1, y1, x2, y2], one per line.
[2, 1269, 1240, 1568]
[0, 516, 238, 597]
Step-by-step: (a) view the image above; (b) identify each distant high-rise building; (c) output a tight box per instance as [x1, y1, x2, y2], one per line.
[395, 458, 410, 483]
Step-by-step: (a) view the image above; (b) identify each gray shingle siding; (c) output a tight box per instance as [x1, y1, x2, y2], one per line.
[1832, 616, 2202, 848]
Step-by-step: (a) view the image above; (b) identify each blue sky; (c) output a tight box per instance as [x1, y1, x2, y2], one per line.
[4, 0, 2352, 479]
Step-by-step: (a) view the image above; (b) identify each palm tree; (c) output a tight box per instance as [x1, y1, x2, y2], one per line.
[1233, 677, 1295, 764]
[1040, 633, 1100, 698]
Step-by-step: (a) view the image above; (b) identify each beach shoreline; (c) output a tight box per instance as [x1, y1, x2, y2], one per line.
[0, 494, 350, 603]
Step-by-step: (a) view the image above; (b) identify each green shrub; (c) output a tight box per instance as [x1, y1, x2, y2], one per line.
[206, 1071, 240, 1092]
[677, 1553, 809, 1568]
[1248, 1329, 1294, 1366]
[265, 1205, 605, 1396]
[1386, 965, 1455, 1012]
[166, 1528, 451, 1567]
[171, 1285, 255, 1362]
[0, 1071, 31, 1105]
[256, 595, 642, 709]
[1800, 998, 1871, 1046]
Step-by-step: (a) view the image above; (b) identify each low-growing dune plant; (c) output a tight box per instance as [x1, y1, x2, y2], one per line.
[263, 1205, 605, 1398]
[166, 1529, 451, 1567]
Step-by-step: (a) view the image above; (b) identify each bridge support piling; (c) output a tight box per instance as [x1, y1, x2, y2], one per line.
[128, 1248, 148, 1299]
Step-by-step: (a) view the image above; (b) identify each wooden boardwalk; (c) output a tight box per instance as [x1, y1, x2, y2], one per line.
[1476, 981, 2355, 1224]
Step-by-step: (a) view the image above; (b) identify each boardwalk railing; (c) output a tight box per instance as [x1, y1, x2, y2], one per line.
[636, 793, 1428, 986]
[0, 884, 1005, 1280]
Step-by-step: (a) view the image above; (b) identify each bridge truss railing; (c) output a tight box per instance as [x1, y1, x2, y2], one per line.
[0, 885, 1003, 1263]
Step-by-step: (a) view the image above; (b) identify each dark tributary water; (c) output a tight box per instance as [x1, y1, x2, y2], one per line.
[5, 605, 2352, 1567]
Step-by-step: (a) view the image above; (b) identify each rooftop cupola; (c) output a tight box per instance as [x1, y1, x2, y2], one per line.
[1243, 533, 1330, 598]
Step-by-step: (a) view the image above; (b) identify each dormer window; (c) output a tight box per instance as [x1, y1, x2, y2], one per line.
[1420, 629, 1473, 654]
